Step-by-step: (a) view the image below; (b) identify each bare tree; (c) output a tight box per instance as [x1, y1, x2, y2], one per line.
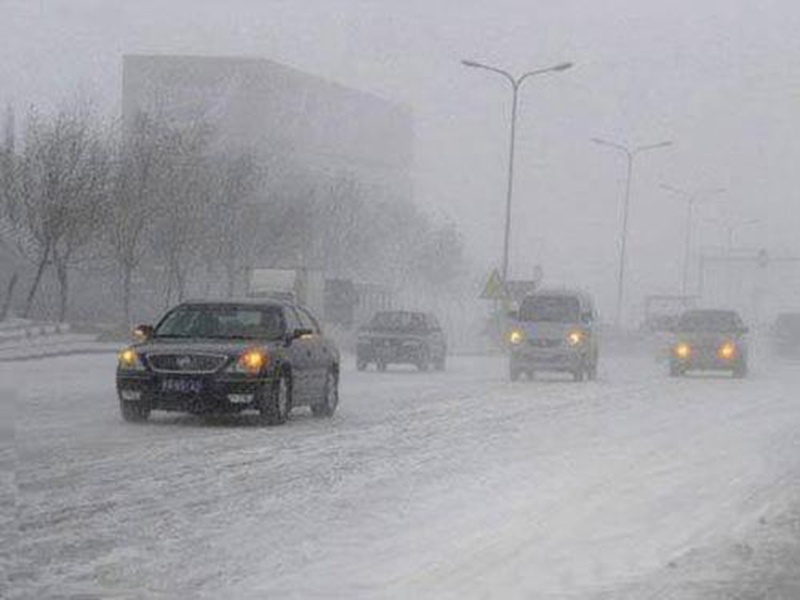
[204, 152, 264, 298]
[107, 113, 171, 324]
[14, 107, 111, 321]
[147, 122, 214, 307]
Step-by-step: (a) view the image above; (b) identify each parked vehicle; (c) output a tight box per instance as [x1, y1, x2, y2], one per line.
[669, 309, 749, 377]
[771, 312, 800, 358]
[116, 299, 340, 425]
[507, 289, 599, 381]
[356, 311, 447, 372]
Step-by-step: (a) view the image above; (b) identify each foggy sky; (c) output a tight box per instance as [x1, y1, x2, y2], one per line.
[3, 0, 799, 318]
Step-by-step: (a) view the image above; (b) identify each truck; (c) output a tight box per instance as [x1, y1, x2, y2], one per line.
[248, 268, 325, 318]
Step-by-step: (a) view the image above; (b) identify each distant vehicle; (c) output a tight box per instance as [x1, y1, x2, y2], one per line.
[116, 299, 340, 425]
[772, 312, 800, 357]
[248, 267, 325, 318]
[356, 311, 447, 372]
[669, 309, 749, 377]
[507, 289, 599, 381]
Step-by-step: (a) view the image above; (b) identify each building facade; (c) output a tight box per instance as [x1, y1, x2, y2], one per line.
[122, 54, 413, 202]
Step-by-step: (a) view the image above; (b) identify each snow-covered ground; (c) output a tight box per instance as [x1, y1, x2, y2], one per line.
[2, 351, 800, 599]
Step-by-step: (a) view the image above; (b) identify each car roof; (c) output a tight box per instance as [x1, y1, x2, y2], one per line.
[523, 288, 594, 305]
[681, 308, 741, 317]
[179, 298, 290, 309]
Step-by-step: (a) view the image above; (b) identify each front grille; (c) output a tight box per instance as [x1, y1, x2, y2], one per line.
[146, 353, 228, 374]
[529, 339, 561, 348]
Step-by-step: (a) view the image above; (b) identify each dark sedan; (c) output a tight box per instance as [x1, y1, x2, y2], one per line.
[669, 309, 749, 377]
[116, 300, 340, 425]
[356, 311, 447, 372]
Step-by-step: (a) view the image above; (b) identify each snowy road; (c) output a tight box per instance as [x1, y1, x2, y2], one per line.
[3, 352, 800, 598]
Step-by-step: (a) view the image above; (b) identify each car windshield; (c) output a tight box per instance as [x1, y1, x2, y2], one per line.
[369, 312, 427, 332]
[677, 310, 743, 332]
[519, 296, 581, 323]
[154, 305, 285, 340]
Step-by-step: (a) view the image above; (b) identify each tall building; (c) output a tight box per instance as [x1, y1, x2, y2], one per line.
[121, 54, 413, 202]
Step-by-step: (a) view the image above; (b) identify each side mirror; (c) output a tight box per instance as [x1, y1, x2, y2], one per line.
[581, 312, 593, 324]
[292, 328, 314, 340]
[132, 324, 154, 341]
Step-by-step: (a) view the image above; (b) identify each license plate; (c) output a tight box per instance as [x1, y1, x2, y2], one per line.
[161, 378, 203, 394]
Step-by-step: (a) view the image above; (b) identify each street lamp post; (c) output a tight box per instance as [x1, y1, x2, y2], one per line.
[462, 59, 572, 284]
[661, 184, 725, 296]
[705, 216, 760, 255]
[704, 216, 759, 303]
[592, 138, 672, 326]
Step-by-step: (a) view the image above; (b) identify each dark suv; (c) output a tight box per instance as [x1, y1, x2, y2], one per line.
[669, 309, 749, 377]
[116, 300, 340, 425]
[356, 311, 447, 372]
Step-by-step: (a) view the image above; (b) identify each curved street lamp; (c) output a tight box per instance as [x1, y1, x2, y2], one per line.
[462, 59, 573, 284]
[660, 184, 725, 296]
[592, 138, 673, 326]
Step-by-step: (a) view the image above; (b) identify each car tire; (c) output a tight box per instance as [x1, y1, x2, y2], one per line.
[377, 360, 388, 372]
[120, 400, 150, 423]
[733, 362, 748, 379]
[434, 355, 446, 371]
[356, 357, 368, 371]
[572, 367, 585, 382]
[587, 361, 598, 381]
[312, 369, 339, 418]
[669, 363, 684, 377]
[258, 372, 292, 426]
[510, 364, 522, 381]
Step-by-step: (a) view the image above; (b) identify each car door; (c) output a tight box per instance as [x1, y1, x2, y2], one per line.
[296, 306, 328, 395]
[282, 306, 313, 405]
[426, 314, 446, 359]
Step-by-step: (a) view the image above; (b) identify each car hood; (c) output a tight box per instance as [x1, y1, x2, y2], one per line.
[135, 338, 281, 355]
[514, 321, 583, 339]
[673, 331, 743, 345]
[360, 330, 427, 340]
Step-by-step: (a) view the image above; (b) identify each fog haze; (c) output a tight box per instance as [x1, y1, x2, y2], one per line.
[3, 0, 798, 317]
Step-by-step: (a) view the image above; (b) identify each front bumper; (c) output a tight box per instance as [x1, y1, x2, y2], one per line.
[671, 351, 744, 371]
[510, 345, 585, 372]
[357, 341, 427, 364]
[116, 372, 273, 413]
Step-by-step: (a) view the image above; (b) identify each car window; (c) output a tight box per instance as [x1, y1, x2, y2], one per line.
[296, 307, 321, 334]
[155, 305, 285, 340]
[678, 310, 743, 332]
[283, 307, 304, 333]
[519, 296, 581, 323]
[369, 312, 427, 332]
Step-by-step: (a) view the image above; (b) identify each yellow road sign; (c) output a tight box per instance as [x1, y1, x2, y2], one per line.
[480, 269, 507, 300]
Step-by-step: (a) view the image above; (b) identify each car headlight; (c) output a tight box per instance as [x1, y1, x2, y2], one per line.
[567, 330, 584, 346]
[118, 347, 146, 371]
[508, 329, 525, 345]
[226, 348, 269, 375]
[674, 342, 692, 359]
[718, 342, 737, 360]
